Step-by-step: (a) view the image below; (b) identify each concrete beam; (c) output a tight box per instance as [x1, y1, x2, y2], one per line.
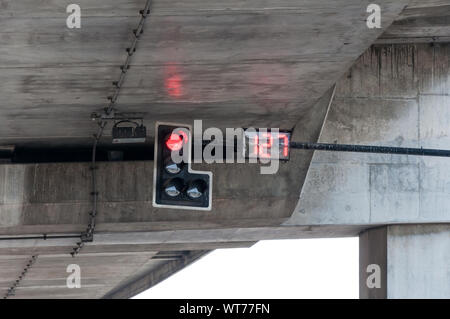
[0, 225, 364, 251]
[102, 250, 209, 299]
[0, 84, 334, 237]
[0, 240, 255, 256]
[359, 227, 387, 299]
[378, 2, 450, 43]
[286, 43, 450, 228]
[0, 0, 433, 299]
[0, 0, 409, 147]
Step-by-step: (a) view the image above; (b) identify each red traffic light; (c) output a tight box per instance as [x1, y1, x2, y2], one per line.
[154, 123, 212, 210]
[165, 133, 182, 151]
[165, 130, 188, 151]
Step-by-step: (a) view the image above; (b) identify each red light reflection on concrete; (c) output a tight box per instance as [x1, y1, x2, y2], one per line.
[164, 64, 183, 98]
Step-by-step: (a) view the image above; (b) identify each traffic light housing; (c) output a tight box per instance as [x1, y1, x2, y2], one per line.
[153, 122, 212, 210]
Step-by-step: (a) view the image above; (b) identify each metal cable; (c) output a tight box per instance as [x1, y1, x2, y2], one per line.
[3, 255, 37, 299]
[0, 234, 79, 241]
[290, 142, 450, 157]
[70, 0, 152, 257]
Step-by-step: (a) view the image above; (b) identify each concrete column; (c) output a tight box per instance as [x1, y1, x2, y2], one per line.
[360, 224, 450, 299]
[359, 227, 387, 299]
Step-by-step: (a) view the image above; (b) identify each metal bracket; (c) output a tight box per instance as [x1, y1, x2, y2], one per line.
[80, 232, 94, 243]
[91, 111, 146, 122]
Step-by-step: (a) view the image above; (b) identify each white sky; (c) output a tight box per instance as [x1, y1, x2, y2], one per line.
[133, 237, 359, 299]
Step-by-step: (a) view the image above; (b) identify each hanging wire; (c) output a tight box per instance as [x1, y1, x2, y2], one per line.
[3, 255, 37, 299]
[70, 0, 153, 257]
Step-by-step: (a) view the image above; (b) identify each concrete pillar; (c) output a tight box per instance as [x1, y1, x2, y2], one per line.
[359, 227, 387, 299]
[360, 224, 450, 299]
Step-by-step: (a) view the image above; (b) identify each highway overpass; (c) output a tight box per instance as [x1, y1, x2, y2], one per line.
[0, 0, 449, 298]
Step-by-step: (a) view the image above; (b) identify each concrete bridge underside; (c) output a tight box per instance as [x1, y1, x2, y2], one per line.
[0, 0, 449, 298]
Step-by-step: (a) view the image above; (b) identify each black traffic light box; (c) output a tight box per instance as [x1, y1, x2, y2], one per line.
[152, 122, 212, 210]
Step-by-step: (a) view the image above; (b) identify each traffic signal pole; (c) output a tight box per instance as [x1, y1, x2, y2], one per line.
[290, 142, 450, 157]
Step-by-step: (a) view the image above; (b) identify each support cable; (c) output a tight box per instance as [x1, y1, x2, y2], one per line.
[0, 234, 79, 241]
[3, 255, 37, 299]
[70, 0, 152, 257]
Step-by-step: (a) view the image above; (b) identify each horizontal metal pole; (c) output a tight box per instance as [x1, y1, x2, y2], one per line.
[0, 234, 80, 241]
[290, 142, 450, 157]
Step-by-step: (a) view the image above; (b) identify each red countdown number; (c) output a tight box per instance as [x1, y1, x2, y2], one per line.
[279, 133, 289, 157]
[257, 133, 273, 158]
[248, 131, 290, 160]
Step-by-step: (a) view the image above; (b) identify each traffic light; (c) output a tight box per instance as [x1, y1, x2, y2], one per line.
[153, 122, 212, 210]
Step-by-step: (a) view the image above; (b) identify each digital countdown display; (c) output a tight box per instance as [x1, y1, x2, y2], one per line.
[244, 130, 291, 160]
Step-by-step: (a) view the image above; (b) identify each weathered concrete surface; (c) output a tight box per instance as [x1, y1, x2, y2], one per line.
[3, 42, 450, 298]
[0, 225, 364, 254]
[287, 43, 450, 227]
[108, 40, 450, 298]
[2, 0, 400, 241]
[103, 250, 209, 299]
[0, 250, 210, 299]
[360, 224, 450, 299]
[378, 0, 450, 43]
[0, 87, 336, 236]
[0, 0, 409, 147]
[1, 0, 447, 299]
